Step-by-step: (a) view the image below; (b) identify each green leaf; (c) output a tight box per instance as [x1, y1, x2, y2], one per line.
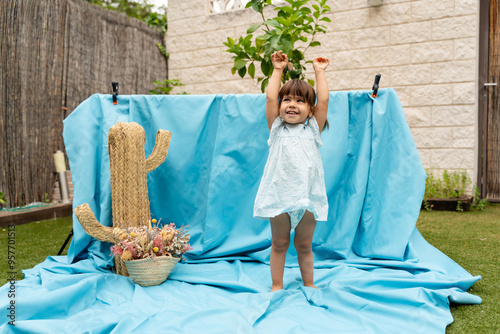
[238, 66, 247, 78]
[316, 26, 327, 33]
[260, 77, 270, 93]
[243, 35, 253, 50]
[269, 34, 280, 49]
[256, 34, 268, 41]
[261, 60, 271, 76]
[293, 1, 308, 9]
[312, 4, 319, 11]
[280, 38, 293, 52]
[250, 0, 262, 12]
[255, 38, 265, 49]
[247, 23, 262, 34]
[294, 17, 305, 26]
[320, 17, 331, 23]
[304, 16, 314, 24]
[313, 11, 320, 19]
[300, 7, 312, 14]
[279, 6, 294, 14]
[234, 59, 247, 70]
[275, 17, 289, 27]
[265, 19, 281, 29]
[248, 62, 255, 79]
[307, 79, 315, 87]
[291, 49, 304, 61]
[309, 41, 321, 47]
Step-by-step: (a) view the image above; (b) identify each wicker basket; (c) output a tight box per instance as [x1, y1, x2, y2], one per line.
[123, 256, 180, 287]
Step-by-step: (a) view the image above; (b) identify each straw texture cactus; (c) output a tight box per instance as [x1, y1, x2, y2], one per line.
[74, 122, 171, 276]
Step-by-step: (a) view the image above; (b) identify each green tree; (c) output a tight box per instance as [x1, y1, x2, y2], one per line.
[150, 79, 187, 95]
[84, 0, 167, 32]
[224, 0, 331, 92]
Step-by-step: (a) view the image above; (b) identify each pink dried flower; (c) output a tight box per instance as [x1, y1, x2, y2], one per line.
[110, 244, 123, 256]
[122, 240, 137, 258]
[153, 234, 163, 254]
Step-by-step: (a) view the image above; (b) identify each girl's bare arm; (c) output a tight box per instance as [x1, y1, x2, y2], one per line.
[266, 51, 287, 130]
[312, 57, 330, 132]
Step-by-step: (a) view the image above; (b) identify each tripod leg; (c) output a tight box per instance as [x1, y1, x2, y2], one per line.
[58, 229, 73, 255]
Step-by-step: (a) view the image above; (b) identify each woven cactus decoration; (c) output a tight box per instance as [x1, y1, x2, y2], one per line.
[75, 122, 171, 276]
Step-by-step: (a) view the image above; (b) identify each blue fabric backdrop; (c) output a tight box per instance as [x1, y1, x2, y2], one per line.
[0, 89, 481, 333]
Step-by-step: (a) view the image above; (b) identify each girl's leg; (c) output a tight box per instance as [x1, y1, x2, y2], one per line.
[270, 213, 291, 292]
[294, 210, 317, 288]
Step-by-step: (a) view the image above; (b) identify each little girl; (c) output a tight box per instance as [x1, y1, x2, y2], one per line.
[254, 51, 330, 291]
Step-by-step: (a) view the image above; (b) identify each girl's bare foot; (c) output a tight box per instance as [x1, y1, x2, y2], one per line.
[304, 283, 318, 289]
[271, 285, 283, 292]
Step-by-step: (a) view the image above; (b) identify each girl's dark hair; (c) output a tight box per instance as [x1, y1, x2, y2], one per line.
[278, 79, 329, 131]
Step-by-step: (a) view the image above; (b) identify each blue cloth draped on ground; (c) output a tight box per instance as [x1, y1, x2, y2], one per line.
[1, 89, 481, 333]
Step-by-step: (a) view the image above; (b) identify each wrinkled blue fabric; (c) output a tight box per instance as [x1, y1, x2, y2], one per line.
[0, 89, 481, 333]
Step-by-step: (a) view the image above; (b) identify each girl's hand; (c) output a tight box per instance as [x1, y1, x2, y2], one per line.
[313, 56, 329, 72]
[271, 51, 288, 71]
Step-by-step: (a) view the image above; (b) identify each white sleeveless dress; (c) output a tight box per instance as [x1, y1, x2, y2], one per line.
[253, 116, 329, 222]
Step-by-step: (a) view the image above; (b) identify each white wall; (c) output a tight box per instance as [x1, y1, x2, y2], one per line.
[166, 0, 479, 179]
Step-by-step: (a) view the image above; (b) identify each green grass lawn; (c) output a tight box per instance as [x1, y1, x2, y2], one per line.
[1, 216, 73, 282]
[1, 204, 498, 332]
[417, 203, 500, 334]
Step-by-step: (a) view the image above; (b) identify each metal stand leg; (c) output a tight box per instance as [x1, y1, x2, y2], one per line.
[58, 229, 73, 255]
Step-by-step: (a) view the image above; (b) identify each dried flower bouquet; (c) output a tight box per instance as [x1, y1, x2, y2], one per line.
[110, 219, 192, 260]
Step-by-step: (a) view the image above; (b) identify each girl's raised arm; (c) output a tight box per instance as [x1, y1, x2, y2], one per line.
[312, 57, 330, 132]
[266, 51, 287, 130]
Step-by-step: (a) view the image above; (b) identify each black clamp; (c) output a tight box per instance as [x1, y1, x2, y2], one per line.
[112, 82, 119, 105]
[372, 74, 381, 98]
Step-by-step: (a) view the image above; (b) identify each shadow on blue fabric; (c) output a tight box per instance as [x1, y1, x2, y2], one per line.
[0, 89, 481, 333]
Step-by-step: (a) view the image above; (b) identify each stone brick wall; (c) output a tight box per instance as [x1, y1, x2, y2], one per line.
[166, 0, 479, 181]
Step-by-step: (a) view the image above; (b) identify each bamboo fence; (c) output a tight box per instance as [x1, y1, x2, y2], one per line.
[0, 0, 167, 207]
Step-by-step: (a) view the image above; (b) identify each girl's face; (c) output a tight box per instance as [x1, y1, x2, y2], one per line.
[279, 95, 313, 125]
